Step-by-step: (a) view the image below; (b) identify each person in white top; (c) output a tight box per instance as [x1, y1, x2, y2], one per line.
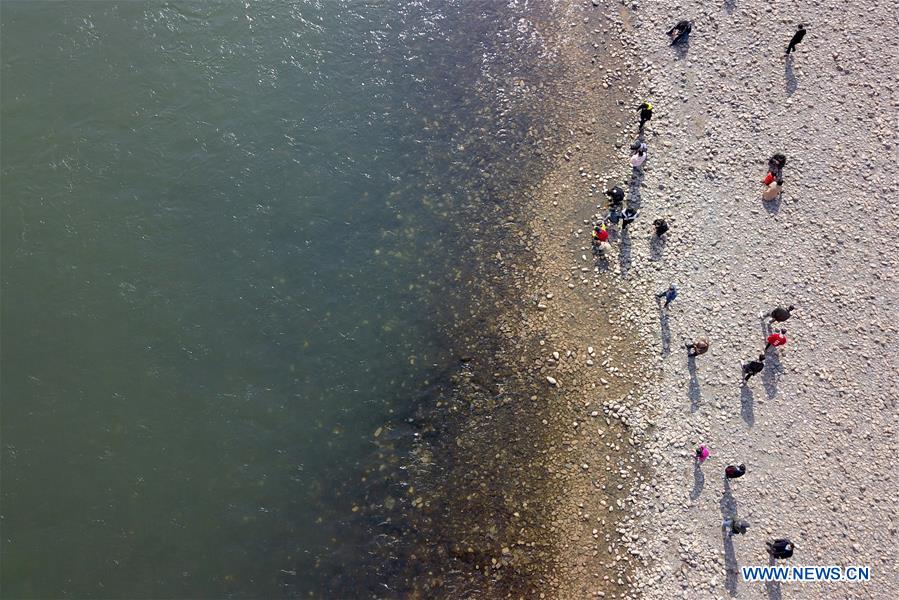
[762, 179, 783, 201]
[631, 149, 647, 169]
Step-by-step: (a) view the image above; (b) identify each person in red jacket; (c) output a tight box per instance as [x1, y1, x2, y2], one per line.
[593, 224, 609, 243]
[765, 329, 787, 351]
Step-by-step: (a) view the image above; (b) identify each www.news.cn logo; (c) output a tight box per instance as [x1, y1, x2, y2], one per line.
[741, 566, 871, 582]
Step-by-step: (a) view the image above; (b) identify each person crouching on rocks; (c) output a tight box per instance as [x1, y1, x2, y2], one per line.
[685, 337, 709, 356]
[653, 218, 669, 237]
[767, 539, 795, 559]
[667, 20, 692, 45]
[605, 185, 625, 208]
[592, 223, 612, 256]
[725, 463, 746, 479]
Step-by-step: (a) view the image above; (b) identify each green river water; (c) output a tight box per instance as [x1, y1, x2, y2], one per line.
[1, 1, 556, 597]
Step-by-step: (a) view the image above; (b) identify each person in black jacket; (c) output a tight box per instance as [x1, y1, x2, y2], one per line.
[605, 186, 625, 207]
[653, 218, 669, 237]
[637, 102, 653, 130]
[767, 154, 787, 179]
[786, 24, 806, 54]
[765, 304, 795, 323]
[621, 207, 639, 230]
[767, 539, 795, 559]
[741, 355, 765, 382]
[725, 464, 746, 479]
[667, 20, 692, 45]
[723, 517, 751, 536]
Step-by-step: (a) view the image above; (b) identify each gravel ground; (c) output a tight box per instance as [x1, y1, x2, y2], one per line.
[490, 1, 896, 597]
[590, 1, 899, 598]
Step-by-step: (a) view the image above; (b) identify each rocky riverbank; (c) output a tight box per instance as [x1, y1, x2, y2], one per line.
[343, 0, 896, 597]
[536, 1, 898, 598]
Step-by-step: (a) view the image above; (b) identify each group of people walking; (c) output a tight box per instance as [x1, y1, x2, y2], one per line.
[593, 18, 811, 567]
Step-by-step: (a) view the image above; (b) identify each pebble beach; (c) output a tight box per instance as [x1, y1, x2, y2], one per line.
[520, 1, 898, 598]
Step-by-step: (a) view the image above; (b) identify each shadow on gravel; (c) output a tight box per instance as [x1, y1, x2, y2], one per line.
[690, 461, 705, 500]
[720, 479, 738, 520]
[740, 385, 755, 427]
[592, 246, 611, 272]
[760, 315, 771, 336]
[618, 230, 632, 278]
[720, 480, 740, 596]
[763, 352, 783, 400]
[650, 235, 665, 261]
[766, 554, 783, 600]
[688, 355, 701, 412]
[763, 194, 782, 215]
[785, 55, 797, 96]
[659, 308, 671, 357]
[628, 168, 644, 209]
[723, 531, 739, 597]
[673, 37, 690, 61]
[724, 0, 737, 15]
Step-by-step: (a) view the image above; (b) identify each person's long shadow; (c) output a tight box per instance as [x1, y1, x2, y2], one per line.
[765, 553, 783, 599]
[690, 460, 705, 500]
[628, 170, 644, 209]
[740, 384, 755, 427]
[759, 315, 771, 337]
[659, 308, 671, 357]
[688, 355, 701, 412]
[673, 36, 690, 60]
[618, 229, 632, 279]
[650, 235, 665, 261]
[592, 244, 612, 272]
[763, 351, 784, 400]
[723, 529, 739, 596]
[720, 478, 738, 518]
[720, 479, 740, 595]
[785, 55, 797, 96]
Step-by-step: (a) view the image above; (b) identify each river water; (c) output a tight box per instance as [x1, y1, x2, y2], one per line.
[1, 1, 560, 597]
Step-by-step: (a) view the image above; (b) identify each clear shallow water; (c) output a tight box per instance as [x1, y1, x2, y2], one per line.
[1, 1, 552, 597]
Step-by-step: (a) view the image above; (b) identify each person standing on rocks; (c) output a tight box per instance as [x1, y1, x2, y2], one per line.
[653, 218, 669, 237]
[631, 148, 647, 170]
[637, 101, 653, 131]
[685, 337, 709, 356]
[607, 207, 622, 227]
[695, 444, 711, 464]
[741, 354, 765, 382]
[621, 206, 639, 230]
[786, 24, 806, 55]
[656, 284, 677, 308]
[764, 154, 786, 183]
[765, 329, 787, 351]
[723, 517, 750, 536]
[630, 139, 648, 154]
[767, 538, 795, 559]
[764, 304, 795, 323]
[725, 464, 746, 479]
[762, 179, 784, 201]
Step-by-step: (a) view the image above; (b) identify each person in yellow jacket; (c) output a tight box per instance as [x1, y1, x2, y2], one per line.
[638, 102, 653, 130]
